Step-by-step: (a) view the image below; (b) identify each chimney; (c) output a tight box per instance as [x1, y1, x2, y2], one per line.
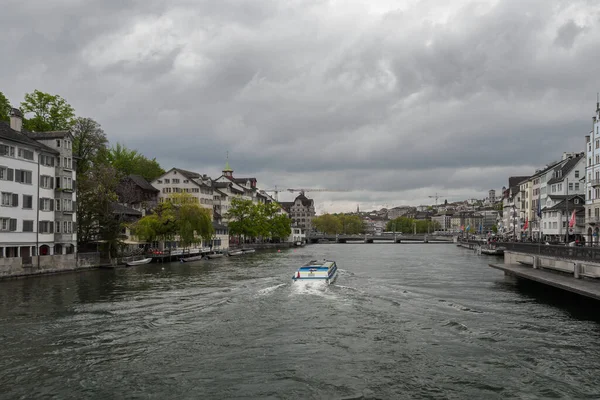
[9, 108, 23, 132]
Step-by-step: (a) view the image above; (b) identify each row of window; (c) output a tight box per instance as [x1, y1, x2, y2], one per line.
[0, 193, 75, 211]
[0, 144, 33, 160]
[0, 168, 74, 189]
[1, 143, 74, 165]
[0, 218, 73, 233]
[162, 187, 202, 194]
[158, 178, 190, 184]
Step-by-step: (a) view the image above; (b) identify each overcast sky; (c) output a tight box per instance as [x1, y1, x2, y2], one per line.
[2, 0, 600, 213]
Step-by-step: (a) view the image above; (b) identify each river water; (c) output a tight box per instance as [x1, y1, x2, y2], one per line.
[1, 244, 600, 399]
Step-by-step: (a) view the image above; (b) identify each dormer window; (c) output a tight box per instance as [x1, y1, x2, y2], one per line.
[575, 199, 580, 204]
[56, 139, 61, 147]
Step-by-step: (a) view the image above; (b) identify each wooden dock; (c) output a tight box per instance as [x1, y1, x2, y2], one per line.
[489, 263, 600, 301]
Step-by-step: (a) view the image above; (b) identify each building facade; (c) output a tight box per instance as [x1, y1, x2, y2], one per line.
[1, 109, 77, 259]
[151, 168, 214, 212]
[25, 128, 78, 254]
[585, 100, 600, 244]
[281, 193, 316, 232]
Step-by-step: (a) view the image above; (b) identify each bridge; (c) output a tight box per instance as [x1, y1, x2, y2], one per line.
[307, 233, 455, 244]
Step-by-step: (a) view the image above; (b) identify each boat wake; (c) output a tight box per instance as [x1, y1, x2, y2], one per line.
[256, 283, 287, 297]
[289, 280, 337, 299]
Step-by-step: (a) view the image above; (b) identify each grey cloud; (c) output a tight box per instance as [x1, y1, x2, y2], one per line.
[554, 20, 587, 49]
[2, 0, 600, 212]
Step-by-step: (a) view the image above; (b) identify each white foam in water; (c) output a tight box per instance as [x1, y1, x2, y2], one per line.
[289, 279, 337, 299]
[256, 283, 287, 297]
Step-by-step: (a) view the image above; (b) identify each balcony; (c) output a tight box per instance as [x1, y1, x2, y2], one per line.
[586, 216, 600, 225]
[589, 179, 600, 187]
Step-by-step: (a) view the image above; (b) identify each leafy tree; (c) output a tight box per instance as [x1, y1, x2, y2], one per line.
[72, 117, 108, 175]
[76, 162, 120, 256]
[107, 142, 165, 181]
[0, 91, 11, 122]
[132, 193, 213, 248]
[131, 202, 177, 244]
[491, 225, 498, 233]
[312, 214, 343, 234]
[172, 193, 213, 246]
[386, 217, 440, 234]
[226, 198, 291, 241]
[261, 202, 291, 240]
[227, 198, 257, 239]
[20, 89, 75, 131]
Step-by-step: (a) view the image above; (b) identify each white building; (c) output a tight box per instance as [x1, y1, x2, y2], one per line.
[541, 195, 585, 242]
[431, 214, 452, 232]
[288, 227, 306, 244]
[151, 168, 214, 212]
[501, 176, 529, 239]
[585, 100, 600, 244]
[1, 109, 76, 259]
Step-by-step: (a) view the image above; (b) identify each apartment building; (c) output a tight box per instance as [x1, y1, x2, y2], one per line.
[151, 168, 214, 212]
[585, 100, 600, 244]
[1, 109, 76, 259]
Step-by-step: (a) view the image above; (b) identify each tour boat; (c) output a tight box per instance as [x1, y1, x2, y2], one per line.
[242, 249, 256, 254]
[292, 260, 338, 284]
[126, 257, 152, 266]
[228, 250, 244, 256]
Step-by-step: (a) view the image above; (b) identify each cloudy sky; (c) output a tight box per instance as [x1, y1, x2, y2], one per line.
[2, 0, 600, 213]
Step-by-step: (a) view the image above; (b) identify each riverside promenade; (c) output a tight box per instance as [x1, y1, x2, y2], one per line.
[488, 242, 600, 300]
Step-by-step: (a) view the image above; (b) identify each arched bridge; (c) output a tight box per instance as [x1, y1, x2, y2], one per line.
[307, 233, 455, 244]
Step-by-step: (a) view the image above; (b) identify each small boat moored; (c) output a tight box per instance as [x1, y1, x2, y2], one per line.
[292, 259, 338, 284]
[242, 249, 256, 254]
[180, 255, 206, 262]
[228, 250, 244, 256]
[207, 252, 225, 259]
[126, 257, 153, 266]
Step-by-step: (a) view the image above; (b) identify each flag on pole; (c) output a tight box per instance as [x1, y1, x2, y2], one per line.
[537, 190, 542, 218]
[466, 224, 470, 232]
[523, 217, 529, 230]
[569, 210, 576, 228]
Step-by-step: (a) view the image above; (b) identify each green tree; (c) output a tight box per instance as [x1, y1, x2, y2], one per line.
[226, 199, 291, 241]
[0, 91, 11, 122]
[131, 202, 178, 244]
[313, 214, 343, 234]
[172, 193, 213, 247]
[107, 142, 165, 181]
[226, 198, 257, 239]
[491, 225, 498, 233]
[72, 117, 109, 175]
[20, 89, 75, 131]
[386, 217, 440, 234]
[261, 202, 291, 240]
[76, 162, 120, 256]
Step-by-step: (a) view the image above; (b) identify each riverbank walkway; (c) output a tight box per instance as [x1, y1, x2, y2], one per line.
[489, 262, 600, 301]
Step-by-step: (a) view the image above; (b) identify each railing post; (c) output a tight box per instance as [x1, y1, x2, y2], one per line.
[574, 263, 581, 279]
[532, 255, 538, 269]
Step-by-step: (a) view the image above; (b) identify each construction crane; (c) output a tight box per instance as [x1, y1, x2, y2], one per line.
[287, 188, 349, 196]
[260, 186, 280, 201]
[428, 193, 445, 206]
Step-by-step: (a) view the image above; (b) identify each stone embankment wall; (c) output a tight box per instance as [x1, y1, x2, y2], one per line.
[505, 251, 600, 279]
[232, 243, 293, 250]
[0, 252, 108, 279]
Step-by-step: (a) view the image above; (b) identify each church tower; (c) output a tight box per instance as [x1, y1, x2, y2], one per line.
[223, 152, 233, 178]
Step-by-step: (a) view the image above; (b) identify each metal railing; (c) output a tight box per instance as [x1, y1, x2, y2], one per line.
[500, 242, 600, 262]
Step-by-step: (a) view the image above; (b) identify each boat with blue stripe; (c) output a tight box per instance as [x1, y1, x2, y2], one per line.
[292, 260, 338, 285]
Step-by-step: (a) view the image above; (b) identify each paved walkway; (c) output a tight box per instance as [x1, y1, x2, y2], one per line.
[489, 263, 600, 301]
